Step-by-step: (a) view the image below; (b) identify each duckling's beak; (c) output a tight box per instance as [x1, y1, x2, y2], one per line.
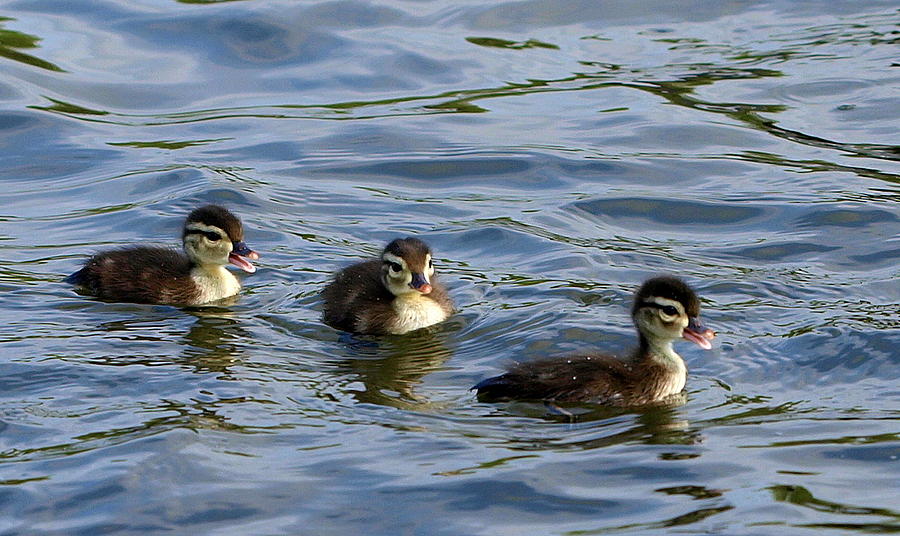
[409, 272, 432, 294]
[683, 317, 715, 350]
[229, 241, 259, 273]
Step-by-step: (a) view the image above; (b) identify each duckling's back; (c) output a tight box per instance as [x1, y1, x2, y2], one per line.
[68, 247, 198, 305]
[474, 353, 637, 404]
[321, 260, 394, 333]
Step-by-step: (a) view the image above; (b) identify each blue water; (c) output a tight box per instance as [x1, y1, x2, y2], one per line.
[1, 0, 898, 534]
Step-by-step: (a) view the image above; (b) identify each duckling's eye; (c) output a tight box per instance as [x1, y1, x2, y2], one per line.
[204, 231, 222, 241]
[661, 305, 678, 316]
[386, 261, 402, 273]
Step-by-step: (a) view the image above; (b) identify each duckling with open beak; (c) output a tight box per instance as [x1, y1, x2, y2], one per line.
[66, 205, 259, 306]
[474, 276, 714, 406]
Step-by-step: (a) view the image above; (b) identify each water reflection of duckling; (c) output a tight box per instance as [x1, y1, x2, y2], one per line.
[474, 276, 715, 406]
[180, 310, 250, 375]
[340, 332, 454, 409]
[66, 205, 259, 306]
[322, 237, 454, 335]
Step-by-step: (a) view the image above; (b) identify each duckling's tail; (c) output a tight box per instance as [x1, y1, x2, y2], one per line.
[471, 374, 513, 401]
[64, 267, 89, 286]
[472, 375, 507, 390]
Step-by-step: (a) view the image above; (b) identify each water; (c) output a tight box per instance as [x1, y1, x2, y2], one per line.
[1, 0, 898, 534]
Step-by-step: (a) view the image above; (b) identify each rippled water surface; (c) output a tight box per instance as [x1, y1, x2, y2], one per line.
[1, 0, 898, 534]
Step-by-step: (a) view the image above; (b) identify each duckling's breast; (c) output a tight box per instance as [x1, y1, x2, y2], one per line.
[190, 265, 242, 304]
[388, 294, 449, 334]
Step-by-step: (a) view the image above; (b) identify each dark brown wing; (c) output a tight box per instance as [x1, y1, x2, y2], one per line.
[322, 259, 395, 333]
[68, 247, 198, 305]
[474, 353, 634, 404]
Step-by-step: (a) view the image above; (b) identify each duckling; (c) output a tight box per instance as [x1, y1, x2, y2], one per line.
[473, 276, 715, 406]
[66, 205, 259, 306]
[322, 237, 454, 335]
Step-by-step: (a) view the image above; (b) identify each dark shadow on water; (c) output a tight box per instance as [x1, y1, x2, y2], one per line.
[480, 400, 703, 451]
[0, 393, 272, 466]
[63, 298, 250, 378]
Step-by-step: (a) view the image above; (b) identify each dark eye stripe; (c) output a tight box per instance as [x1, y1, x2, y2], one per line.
[186, 229, 223, 241]
[641, 302, 679, 315]
[383, 261, 402, 272]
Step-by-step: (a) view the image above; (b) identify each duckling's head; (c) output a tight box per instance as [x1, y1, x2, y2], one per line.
[631, 276, 714, 350]
[182, 205, 259, 272]
[380, 237, 435, 297]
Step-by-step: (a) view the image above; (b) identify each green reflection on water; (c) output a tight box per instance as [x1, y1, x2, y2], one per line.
[108, 139, 232, 150]
[466, 37, 560, 50]
[0, 17, 63, 72]
[770, 484, 898, 517]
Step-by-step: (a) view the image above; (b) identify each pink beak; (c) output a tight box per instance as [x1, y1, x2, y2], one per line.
[410, 273, 432, 294]
[683, 317, 715, 350]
